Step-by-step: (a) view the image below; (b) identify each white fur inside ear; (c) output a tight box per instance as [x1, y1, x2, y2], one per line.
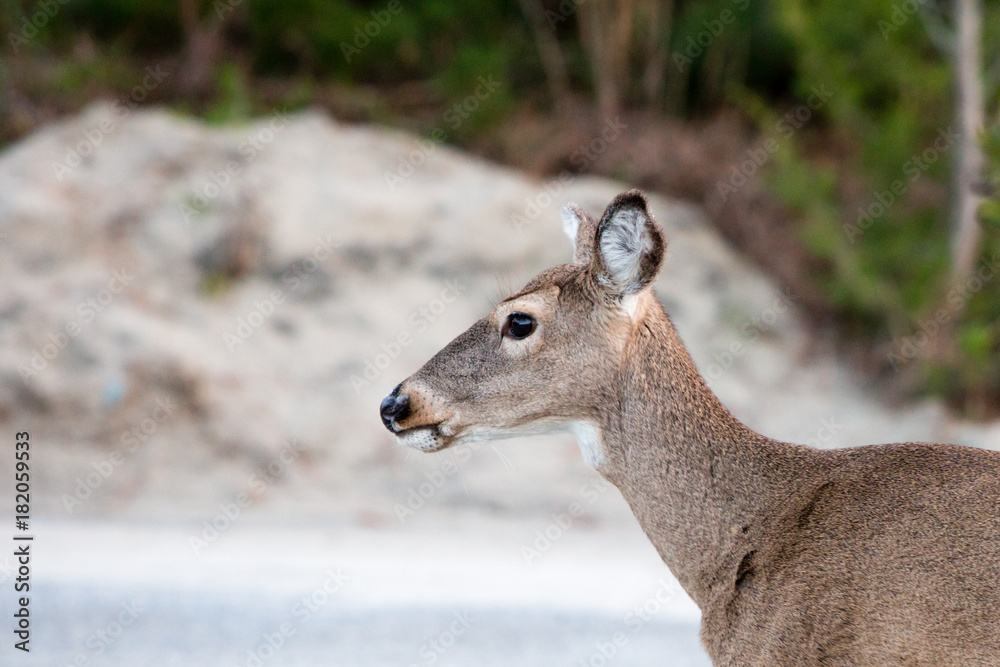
[561, 204, 581, 249]
[599, 207, 653, 292]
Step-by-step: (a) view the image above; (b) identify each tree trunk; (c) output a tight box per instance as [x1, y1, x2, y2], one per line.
[639, 0, 674, 109]
[179, 0, 223, 101]
[951, 0, 985, 289]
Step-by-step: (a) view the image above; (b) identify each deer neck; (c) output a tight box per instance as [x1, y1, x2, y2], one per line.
[593, 299, 816, 607]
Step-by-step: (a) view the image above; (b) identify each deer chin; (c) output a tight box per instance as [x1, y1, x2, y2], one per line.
[394, 424, 451, 452]
[393, 413, 462, 452]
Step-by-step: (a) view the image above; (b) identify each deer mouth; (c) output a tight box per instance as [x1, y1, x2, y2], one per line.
[394, 423, 452, 453]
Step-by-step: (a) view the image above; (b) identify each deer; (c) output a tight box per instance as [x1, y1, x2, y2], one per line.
[379, 190, 1000, 666]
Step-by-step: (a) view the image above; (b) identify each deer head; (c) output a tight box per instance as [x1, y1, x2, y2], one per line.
[379, 190, 665, 467]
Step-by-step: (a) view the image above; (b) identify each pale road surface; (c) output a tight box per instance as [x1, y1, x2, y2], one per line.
[1, 520, 712, 667]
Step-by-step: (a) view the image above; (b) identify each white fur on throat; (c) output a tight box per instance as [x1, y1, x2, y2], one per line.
[405, 417, 607, 468]
[568, 421, 605, 468]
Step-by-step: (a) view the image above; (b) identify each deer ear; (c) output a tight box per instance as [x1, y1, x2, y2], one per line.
[561, 203, 598, 265]
[592, 190, 666, 296]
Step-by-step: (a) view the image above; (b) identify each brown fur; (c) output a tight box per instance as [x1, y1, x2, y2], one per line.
[386, 191, 1000, 666]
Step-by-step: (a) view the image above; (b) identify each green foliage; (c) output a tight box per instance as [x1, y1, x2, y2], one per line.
[5, 0, 1000, 410]
[432, 45, 513, 140]
[983, 121, 1000, 231]
[769, 0, 1000, 410]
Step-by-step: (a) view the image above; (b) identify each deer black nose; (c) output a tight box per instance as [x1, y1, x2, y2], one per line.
[380, 387, 410, 430]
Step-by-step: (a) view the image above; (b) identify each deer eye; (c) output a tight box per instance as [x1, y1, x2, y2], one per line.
[502, 312, 537, 340]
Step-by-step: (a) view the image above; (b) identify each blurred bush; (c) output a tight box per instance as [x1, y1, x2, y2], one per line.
[1, 0, 998, 413]
[769, 0, 1000, 414]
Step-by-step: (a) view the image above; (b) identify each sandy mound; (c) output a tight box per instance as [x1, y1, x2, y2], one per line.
[0, 102, 996, 525]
